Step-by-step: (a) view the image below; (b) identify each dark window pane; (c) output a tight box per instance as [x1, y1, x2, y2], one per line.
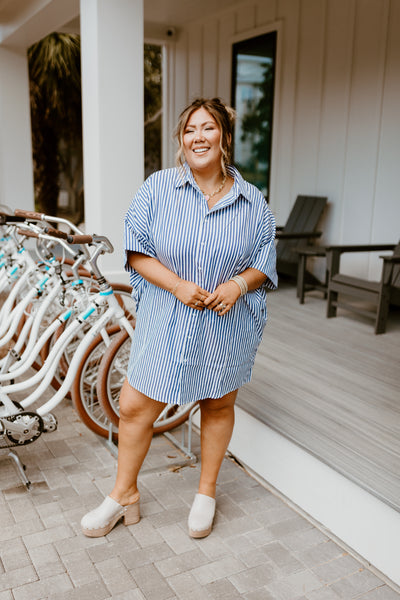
[231, 31, 276, 200]
[144, 44, 162, 177]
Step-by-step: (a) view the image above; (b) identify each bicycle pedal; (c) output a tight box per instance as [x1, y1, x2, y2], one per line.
[42, 413, 58, 432]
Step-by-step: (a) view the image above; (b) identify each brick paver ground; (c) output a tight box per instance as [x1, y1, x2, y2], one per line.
[1, 400, 399, 599]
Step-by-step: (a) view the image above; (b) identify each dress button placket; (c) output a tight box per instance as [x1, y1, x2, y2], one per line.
[196, 215, 208, 286]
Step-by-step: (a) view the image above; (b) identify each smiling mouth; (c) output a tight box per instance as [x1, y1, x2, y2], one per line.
[193, 147, 209, 154]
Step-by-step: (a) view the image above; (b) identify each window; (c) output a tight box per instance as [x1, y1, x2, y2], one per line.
[144, 43, 163, 178]
[231, 31, 277, 200]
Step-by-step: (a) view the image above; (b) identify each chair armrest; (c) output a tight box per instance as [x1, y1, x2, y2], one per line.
[326, 244, 397, 279]
[296, 246, 326, 257]
[325, 244, 396, 254]
[380, 255, 400, 263]
[275, 231, 322, 240]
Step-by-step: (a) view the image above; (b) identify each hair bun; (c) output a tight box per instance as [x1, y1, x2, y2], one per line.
[211, 97, 236, 125]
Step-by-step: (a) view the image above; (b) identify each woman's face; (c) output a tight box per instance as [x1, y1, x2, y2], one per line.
[182, 107, 222, 174]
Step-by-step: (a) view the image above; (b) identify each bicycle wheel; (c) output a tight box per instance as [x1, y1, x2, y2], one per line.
[97, 328, 199, 434]
[71, 326, 121, 439]
[59, 282, 135, 378]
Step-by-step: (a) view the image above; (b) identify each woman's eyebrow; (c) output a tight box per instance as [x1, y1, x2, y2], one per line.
[186, 120, 216, 128]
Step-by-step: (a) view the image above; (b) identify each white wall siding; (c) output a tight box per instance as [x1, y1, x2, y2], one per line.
[275, 0, 300, 223]
[372, 0, 400, 245]
[169, 0, 400, 278]
[256, 0, 278, 26]
[202, 20, 219, 98]
[316, 0, 356, 247]
[290, 0, 326, 211]
[0, 48, 34, 211]
[217, 13, 235, 99]
[340, 0, 390, 276]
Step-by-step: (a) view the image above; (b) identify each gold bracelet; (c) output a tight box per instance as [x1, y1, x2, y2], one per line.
[229, 275, 248, 296]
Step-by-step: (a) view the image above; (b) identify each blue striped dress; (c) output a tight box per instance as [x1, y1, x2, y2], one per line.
[123, 163, 277, 405]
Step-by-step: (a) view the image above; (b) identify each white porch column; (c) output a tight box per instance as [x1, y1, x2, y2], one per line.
[80, 0, 144, 279]
[0, 47, 34, 212]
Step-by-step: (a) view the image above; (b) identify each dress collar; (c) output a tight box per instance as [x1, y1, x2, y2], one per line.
[175, 162, 253, 204]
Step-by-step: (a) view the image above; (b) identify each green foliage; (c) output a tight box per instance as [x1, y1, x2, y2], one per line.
[29, 37, 162, 217]
[240, 62, 274, 170]
[28, 33, 83, 220]
[144, 44, 162, 177]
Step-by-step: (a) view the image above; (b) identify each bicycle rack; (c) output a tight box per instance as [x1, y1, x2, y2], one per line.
[104, 403, 200, 465]
[163, 403, 200, 463]
[1, 450, 31, 489]
[105, 423, 118, 458]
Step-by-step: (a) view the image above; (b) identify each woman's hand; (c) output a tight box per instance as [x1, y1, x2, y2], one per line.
[174, 280, 210, 311]
[203, 281, 241, 316]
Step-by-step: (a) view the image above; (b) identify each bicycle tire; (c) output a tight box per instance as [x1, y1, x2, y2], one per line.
[71, 326, 121, 440]
[40, 282, 134, 382]
[97, 328, 199, 434]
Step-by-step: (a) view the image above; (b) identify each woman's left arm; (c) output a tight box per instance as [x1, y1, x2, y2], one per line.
[203, 267, 267, 315]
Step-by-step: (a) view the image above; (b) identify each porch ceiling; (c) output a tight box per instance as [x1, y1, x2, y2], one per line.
[0, 0, 27, 23]
[0, 0, 245, 49]
[144, 0, 244, 26]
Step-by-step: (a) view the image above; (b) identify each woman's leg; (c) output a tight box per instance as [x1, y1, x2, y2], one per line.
[109, 378, 166, 505]
[197, 389, 238, 498]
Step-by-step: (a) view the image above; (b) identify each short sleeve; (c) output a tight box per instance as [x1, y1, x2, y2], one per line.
[248, 200, 278, 290]
[123, 176, 157, 303]
[124, 177, 157, 264]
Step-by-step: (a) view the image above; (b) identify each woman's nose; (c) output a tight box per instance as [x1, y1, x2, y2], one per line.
[194, 131, 205, 141]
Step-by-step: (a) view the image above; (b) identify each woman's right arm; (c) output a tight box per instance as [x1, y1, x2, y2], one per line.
[127, 251, 209, 311]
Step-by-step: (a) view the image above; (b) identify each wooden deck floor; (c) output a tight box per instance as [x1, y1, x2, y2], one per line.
[237, 282, 400, 512]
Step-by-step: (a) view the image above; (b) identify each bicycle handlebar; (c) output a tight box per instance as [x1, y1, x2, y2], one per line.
[14, 209, 45, 221]
[43, 227, 68, 240]
[17, 228, 38, 238]
[68, 234, 93, 244]
[44, 227, 93, 245]
[30, 227, 93, 244]
[17, 225, 93, 246]
[0, 213, 28, 224]
[14, 209, 85, 237]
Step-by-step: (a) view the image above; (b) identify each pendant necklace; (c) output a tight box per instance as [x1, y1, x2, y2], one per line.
[197, 174, 226, 202]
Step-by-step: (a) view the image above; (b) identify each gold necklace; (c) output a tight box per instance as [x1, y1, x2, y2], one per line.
[196, 174, 226, 202]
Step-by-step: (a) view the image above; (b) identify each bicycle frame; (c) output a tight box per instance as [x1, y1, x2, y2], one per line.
[0, 287, 134, 416]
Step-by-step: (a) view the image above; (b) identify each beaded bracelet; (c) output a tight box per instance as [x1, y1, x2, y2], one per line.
[171, 280, 182, 296]
[229, 275, 248, 296]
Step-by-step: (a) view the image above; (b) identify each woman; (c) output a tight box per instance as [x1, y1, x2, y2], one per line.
[81, 97, 277, 539]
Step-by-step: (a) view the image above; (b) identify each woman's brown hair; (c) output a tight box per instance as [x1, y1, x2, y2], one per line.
[174, 97, 236, 176]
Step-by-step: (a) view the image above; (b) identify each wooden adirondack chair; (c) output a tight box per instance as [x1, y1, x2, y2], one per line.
[275, 195, 327, 280]
[326, 242, 400, 334]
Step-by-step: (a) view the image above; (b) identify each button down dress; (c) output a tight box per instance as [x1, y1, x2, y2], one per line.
[124, 163, 277, 405]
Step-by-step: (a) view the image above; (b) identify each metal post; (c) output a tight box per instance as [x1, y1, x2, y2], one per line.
[7, 450, 31, 488]
[163, 403, 200, 463]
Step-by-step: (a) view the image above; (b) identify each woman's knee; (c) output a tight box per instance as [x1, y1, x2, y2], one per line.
[200, 390, 238, 418]
[118, 380, 164, 424]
